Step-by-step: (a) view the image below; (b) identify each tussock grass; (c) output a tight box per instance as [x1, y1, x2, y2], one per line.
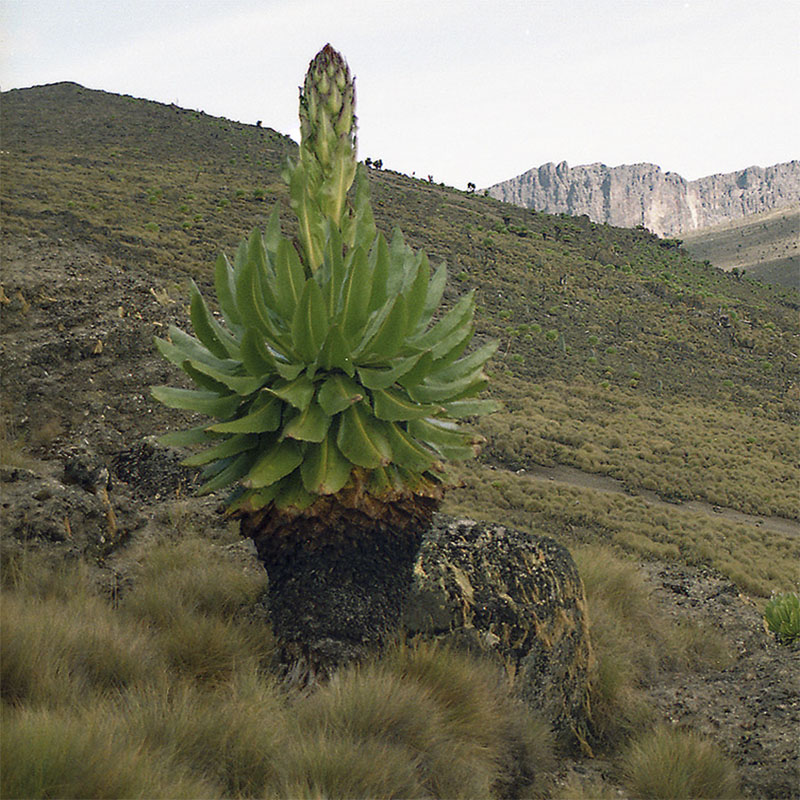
[2, 535, 559, 799]
[118, 536, 273, 683]
[286, 642, 555, 799]
[573, 546, 731, 747]
[0, 705, 219, 800]
[119, 670, 285, 798]
[119, 535, 267, 623]
[0, 589, 161, 707]
[277, 733, 424, 799]
[622, 725, 740, 799]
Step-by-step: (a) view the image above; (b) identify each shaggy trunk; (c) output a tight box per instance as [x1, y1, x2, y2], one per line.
[240, 489, 440, 687]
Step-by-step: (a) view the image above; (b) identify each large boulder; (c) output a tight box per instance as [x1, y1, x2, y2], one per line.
[404, 515, 594, 750]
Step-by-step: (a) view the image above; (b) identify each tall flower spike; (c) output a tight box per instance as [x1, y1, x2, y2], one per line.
[290, 44, 358, 270]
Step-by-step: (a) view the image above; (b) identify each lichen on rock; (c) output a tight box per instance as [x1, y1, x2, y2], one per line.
[405, 515, 594, 750]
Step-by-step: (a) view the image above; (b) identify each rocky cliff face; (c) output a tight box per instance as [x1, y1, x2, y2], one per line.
[488, 160, 800, 236]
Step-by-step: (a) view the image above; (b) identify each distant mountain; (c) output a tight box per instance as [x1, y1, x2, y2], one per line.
[487, 160, 800, 237]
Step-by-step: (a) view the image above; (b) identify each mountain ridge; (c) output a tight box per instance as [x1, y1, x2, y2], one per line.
[488, 159, 800, 237]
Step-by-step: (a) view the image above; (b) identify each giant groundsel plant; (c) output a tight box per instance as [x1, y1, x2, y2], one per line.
[152, 44, 496, 520]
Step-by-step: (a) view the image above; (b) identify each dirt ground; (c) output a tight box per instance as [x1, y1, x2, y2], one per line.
[2, 231, 798, 798]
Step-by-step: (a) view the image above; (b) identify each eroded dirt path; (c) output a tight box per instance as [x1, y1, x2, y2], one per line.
[514, 462, 800, 538]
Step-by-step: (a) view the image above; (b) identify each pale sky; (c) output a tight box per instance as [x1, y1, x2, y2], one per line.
[2, 0, 798, 190]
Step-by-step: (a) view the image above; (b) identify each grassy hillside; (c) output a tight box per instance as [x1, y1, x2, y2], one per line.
[2, 81, 798, 800]
[681, 205, 800, 290]
[2, 81, 798, 594]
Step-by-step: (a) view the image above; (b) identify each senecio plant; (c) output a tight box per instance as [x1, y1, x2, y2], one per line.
[764, 592, 800, 646]
[152, 45, 496, 679]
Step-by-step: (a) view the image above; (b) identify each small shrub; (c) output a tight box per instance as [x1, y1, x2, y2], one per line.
[764, 591, 800, 644]
[622, 725, 740, 799]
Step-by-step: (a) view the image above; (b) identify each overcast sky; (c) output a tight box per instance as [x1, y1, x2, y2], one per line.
[2, 0, 798, 189]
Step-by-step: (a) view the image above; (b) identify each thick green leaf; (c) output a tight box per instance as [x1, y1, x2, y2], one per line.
[367, 465, 404, 496]
[432, 341, 498, 383]
[276, 361, 305, 381]
[282, 401, 330, 442]
[318, 374, 363, 415]
[207, 395, 281, 433]
[247, 228, 270, 278]
[264, 206, 282, 263]
[372, 387, 441, 421]
[411, 291, 474, 351]
[386, 228, 409, 299]
[240, 328, 277, 376]
[199, 450, 258, 494]
[403, 251, 430, 332]
[274, 238, 307, 318]
[415, 261, 447, 333]
[357, 295, 408, 363]
[300, 433, 353, 494]
[182, 361, 230, 393]
[338, 245, 372, 342]
[268, 375, 315, 411]
[349, 163, 376, 247]
[274, 474, 316, 511]
[358, 353, 424, 390]
[156, 329, 237, 373]
[407, 369, 487, 403]
[189, 280, 240, 360]
[337, 404, 392, 468]
[292, 277, 329, 362]
[407, 418, 481, 461]
[187, 360, 266, 395]
[234, 257, 281, 345]
[150, 386, 240, 418]
[214, 253, 242, 330]
[395, 352, 434, 389]
[182, 433, 257, 467]
[246, 440, 303, 488]
[320, 224, 345, 318]
[289, 160, 325, 272]
[385, 423, 438, 472]
[227, 485, 280, 513]
[317, 325, 355, 376]
[367, 233, 390, 315]
[430, 326, 473, 365]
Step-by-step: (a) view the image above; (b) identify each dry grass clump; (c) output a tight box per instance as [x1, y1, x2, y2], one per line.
[118, 670, 285, 798]
[572, 545, 731, 747]
[119, 535, 267, 623]
[284, 641, 555, 799]
[117, 536, 273, 683]
[0, 705, 218, 800]
[1, 534, 559, 799]
[621, 725, 740, 799]
[0, 587, 160, 708]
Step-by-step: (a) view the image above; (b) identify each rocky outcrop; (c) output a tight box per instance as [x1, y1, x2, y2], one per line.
[404, 515, 594, 751]
[488, 160, 800, 236]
